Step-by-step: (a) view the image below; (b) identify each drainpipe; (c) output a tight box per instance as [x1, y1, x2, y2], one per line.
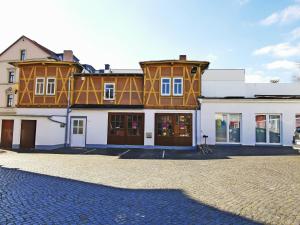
[64, 74, 72, 148]
[195, 107, 198, 149]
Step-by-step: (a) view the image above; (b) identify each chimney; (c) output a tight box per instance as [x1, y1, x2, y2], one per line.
[63, 50, 73, 62]
[104, 64, 111, 73]
[179, 55, 187, 61]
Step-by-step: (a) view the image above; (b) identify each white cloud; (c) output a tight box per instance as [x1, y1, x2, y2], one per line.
[265, 60, 298, 70]
[260, 4, 300, 25]
[245, 68, 280, 83]
[253, 42, 300, 57]
[290, 27, 300, 40]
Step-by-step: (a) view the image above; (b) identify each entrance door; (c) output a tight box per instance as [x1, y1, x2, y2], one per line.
[155, 113, 192, 146]
[107, 113, 144, 145]
[70, 118, 86, 147]
[1, 120, 14, 148]
[20, 120, 36, 149]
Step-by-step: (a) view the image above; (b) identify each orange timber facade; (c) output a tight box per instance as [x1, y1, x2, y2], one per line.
[0, 38, 209, 150]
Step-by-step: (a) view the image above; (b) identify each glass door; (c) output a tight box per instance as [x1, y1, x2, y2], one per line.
[255, 115, 267, 143]
[229, 114, 241, 143]
[269, 115, 280, 144]
[256, 114, 281, 144]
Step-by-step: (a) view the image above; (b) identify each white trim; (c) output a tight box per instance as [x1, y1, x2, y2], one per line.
[35, 77, 45, 95]
[173, 77, 183, 96]
[104, 83, 115, 100]
[161, 78, 171, 96]
[46, 77, 56, 96]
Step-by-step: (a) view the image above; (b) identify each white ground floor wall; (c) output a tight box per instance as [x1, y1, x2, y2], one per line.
[68, 109, 198, 149]
[200, 100, 300, 146]
[0, 108, 199, 150]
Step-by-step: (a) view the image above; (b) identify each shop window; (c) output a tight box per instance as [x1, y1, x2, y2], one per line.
[216, 113, 241, 143]
[256, 114, 281, 144]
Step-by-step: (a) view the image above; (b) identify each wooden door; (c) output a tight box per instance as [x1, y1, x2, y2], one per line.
[1, 120, 14, 148]
[20, 120, 36, 149]
[107, 113, 144, 145]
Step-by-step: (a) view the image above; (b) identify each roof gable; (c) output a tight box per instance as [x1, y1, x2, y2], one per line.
[0, 35, 56, 60]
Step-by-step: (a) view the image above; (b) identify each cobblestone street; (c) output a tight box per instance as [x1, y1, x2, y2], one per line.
[0, 149, 300, 224]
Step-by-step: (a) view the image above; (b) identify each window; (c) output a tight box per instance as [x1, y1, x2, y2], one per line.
[109, 114, 125, 136]
[35, 78, 45, 95]
[215, 113, 241, 143]
[7, 94, 13, 107]
[8, 70, 15, 83]
[173, 77, 183, 96]
[161, 78, 171, 96]
[72, 119, 84, 134]
[104, 83, 115, 100]
[156, 114, 192, 137]
[20, 49, 26, 61]
[46, 78, 56, 95]
[256, 114, 281, 144]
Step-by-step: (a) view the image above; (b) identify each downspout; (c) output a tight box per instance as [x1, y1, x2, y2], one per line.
[64, 74, 72, 148]
[195, 107, 198, 149]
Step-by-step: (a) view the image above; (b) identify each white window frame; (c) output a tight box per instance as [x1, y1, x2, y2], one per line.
[7, 94, 14, 107]
[161, 78, 171, 96]
[173, 77, 183, 96]
[104, 83, 115, 100]
[255, 113, 281, 145]
[20, 49, 26, 61]
[8, 69, 15, 83]
[46, 77, 56, 95]
[35, 77, 45, 95]
[215, 113, 242, 144]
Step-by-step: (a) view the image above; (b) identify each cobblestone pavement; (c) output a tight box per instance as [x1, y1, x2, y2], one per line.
[0, 150, 300, 224]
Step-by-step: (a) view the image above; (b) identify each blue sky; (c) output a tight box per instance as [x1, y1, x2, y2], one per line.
[1, 0, 300, 82]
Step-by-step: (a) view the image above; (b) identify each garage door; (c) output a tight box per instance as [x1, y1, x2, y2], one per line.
[108, 113, 144, 145]
[1, 120, 14, 148]
[20, 120, 36, 149]
[155, 113, 192, 146]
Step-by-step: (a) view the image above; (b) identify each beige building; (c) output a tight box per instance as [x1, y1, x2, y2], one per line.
[0, 36, 58, 114]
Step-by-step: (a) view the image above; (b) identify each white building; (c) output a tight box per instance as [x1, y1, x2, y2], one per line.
[199, 69, 300, 146]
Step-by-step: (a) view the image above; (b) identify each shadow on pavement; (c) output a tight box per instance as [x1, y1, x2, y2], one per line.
[4, 145, 299, 160]
[0, 166, 261, 225]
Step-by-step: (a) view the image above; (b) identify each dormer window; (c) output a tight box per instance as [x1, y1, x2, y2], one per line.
[20, 49, 26, 61]
[161, 78, 171, 96]
[104, 83, 115, 100]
